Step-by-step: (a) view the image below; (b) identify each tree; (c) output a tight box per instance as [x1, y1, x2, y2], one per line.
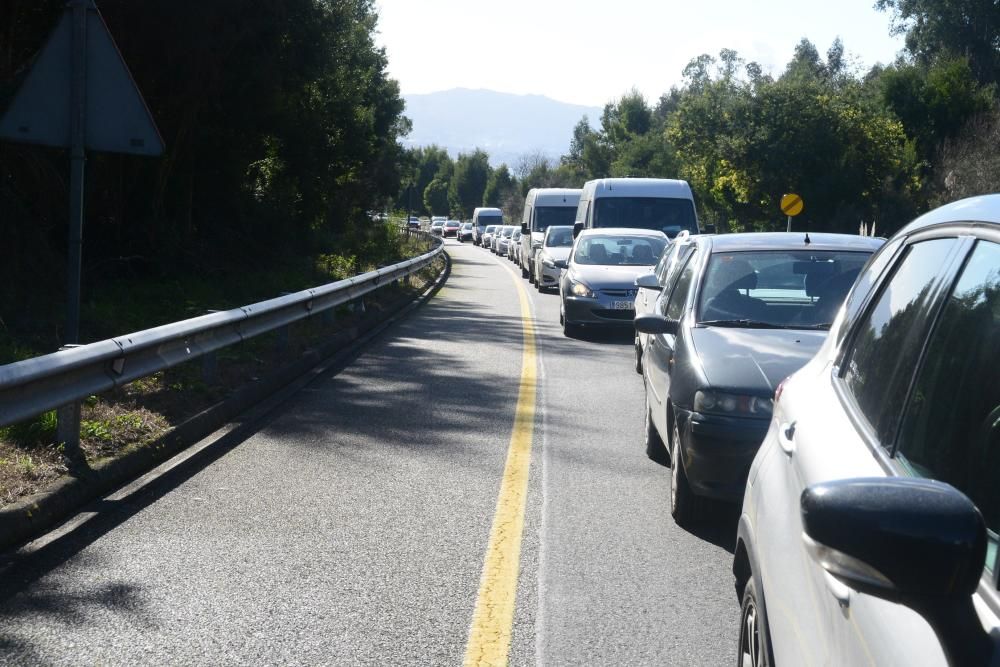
[483, 165, 516, 209]
[875, 0, 1000, 84]
[449, 150, 491, 219]
[935, 107, 1000, 203]
[423, 178, 450, 216]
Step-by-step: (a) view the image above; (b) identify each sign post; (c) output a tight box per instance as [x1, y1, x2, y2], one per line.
[780, 193, 804, 232]
[0, 0, 164, 455]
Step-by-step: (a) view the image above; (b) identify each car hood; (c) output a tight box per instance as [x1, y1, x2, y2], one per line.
[690, 327, 827, 393]
[531, 232, 545, 243]
[570, 264, 653, 288]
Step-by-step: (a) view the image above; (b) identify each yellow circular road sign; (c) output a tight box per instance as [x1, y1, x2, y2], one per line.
[780, 193, 804, 216]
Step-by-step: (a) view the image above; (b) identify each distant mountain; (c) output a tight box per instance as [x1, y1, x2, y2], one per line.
[401, 88, 603, 168]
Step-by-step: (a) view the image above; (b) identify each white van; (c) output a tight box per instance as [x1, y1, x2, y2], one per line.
[472, 207, 504, 246]
[519, 188, 581, 281]
[572, 178, 699, 239]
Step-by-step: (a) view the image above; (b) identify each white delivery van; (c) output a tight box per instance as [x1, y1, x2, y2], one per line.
[472, 207, 504, 246]
[519, 188, 582, 281]
[572, 178, 699, 239]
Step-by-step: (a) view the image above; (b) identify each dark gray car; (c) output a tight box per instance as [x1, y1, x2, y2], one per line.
[633, 232, 883, 525]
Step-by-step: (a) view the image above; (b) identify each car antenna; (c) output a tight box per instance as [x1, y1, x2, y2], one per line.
[804, 232, 811, 245]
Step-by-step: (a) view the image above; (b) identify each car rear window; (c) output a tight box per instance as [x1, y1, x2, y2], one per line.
[593, 197, 697, 237]
[535, 206, 577, 231]
[697, 250, 872, 329]
[573, 235, 667, 266]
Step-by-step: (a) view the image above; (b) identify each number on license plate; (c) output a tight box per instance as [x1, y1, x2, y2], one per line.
[612, 301, 634, 310]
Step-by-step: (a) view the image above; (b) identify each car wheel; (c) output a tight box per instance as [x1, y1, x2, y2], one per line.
[670, 410, 706, 525]
[644, 394, 669, 465]
[634, 335, 643, 374]
[738, 576, 773, 667]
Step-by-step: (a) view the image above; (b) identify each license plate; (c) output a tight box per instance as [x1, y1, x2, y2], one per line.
[612, 301, 634, 310]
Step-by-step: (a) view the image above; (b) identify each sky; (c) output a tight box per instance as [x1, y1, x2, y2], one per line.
[373, 0, 907, 108]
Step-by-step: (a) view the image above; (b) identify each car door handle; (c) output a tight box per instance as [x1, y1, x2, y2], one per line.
[823, 571, 851, 608]
[778, 422, 796, 457]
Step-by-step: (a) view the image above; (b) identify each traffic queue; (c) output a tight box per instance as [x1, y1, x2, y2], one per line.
[466, 178, 1000, 667]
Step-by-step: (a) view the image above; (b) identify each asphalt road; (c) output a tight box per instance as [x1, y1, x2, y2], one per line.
[0, 239, 738, 666]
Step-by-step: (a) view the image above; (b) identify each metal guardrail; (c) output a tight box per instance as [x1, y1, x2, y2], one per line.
[0, 234, 443, 429]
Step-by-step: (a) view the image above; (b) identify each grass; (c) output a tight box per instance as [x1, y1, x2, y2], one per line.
[0, 234, 442, 508]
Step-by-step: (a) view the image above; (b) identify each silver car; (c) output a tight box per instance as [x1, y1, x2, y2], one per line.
[509, 230, 522, 262]
[495, 225, 516, 255]
[559, 228, 668, 337]
[481, 225, 499, 249]
[533, 225, 574, 292]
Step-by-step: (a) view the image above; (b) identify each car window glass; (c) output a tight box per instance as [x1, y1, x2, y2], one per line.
[836, 237, 904, 345]
[894, 240, 1000, 574]
[661, 251, 697, 319]
[573, 235, 667, 266]
[841, 239, 957, 445]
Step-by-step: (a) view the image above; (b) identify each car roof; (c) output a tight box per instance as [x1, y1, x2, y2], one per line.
[577, 227, 669, 239]
[900, 194, 1000, 234]
[696, 232, 883, 253]
[584, 178, 692, 198]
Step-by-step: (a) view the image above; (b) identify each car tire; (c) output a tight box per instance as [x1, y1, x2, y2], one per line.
[738, 576, 773, 667]
[644, 395, 670, 466]
[634, 335, 643, 374]
[670, 410, 707, 525]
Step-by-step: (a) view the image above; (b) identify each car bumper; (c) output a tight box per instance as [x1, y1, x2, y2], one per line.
[675, 408, 769, 502]
[562, 295, 636, 326]
[537, 263, 561, 288]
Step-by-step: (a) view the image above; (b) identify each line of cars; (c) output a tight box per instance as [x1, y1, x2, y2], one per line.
[475, 179, 1000, 665]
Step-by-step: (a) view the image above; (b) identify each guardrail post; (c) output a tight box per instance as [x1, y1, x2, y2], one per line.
[276, 294, 291, 351]
[201, 311, 220, 383]
[55, 346, 85, 468]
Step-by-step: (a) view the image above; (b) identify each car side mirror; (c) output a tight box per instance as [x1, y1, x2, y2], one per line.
[554, 259, 568, 270]
[801, 477, 992, 667]
[633, 314, 678, 335]
[521, 223, 528, 234]
[573, 222, 583, 239]
[635, 272, 661, 291]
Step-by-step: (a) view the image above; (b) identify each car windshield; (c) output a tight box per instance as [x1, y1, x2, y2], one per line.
[502, 227, 514, 238]
[535, 206, 577, 231]
[593, 197, 697, 237]
[462, 223, 472, 229]
[479, 215, 502, 227]
[485, 225, 497, 233]
[545, 226, 574, 247]
[431, 221, 443, 227]
[572, 235, 667, 266]
[697, 250, 873, 329]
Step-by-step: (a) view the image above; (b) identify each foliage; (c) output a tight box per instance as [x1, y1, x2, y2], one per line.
[1, 0, 408, 345]
[875, 0, 1000, 85]
[448, 150, 492, 219]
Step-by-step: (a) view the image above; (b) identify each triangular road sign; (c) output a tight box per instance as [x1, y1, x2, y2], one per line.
[0, 1, 164, 156]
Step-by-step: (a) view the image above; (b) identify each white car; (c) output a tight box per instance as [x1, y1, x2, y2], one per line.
[533, 225, 574, 291]
[632, 230, 694, 373]
[734, 195, 1000, 666]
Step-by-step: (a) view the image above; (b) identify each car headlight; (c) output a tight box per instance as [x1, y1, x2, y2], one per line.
[694, 390, 773, 418]
[569, 279, 595, 298]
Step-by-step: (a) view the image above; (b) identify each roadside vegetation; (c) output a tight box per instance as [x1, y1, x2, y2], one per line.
[400, 0, 1000, 237]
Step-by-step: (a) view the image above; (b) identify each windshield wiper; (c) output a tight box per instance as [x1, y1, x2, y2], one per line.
[698, 319, 791, 329]
[793, 322, 834, 330]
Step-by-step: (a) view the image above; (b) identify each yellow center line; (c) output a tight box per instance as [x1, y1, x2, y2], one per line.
[463, 257, 538, 667]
